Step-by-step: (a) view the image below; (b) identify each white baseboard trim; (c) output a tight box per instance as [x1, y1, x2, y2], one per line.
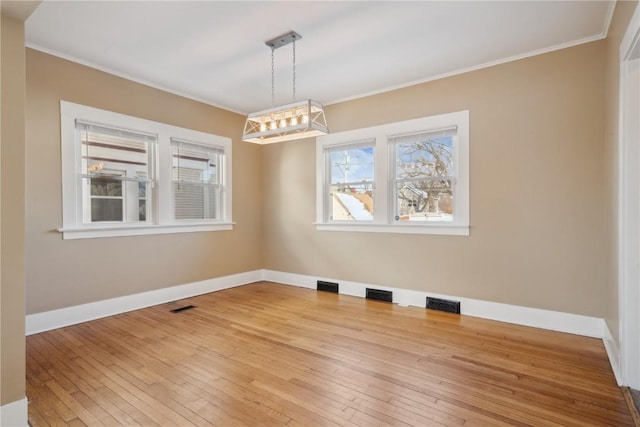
[603, 322, 622, 385]
[26, 270, 263, 335]
[0, 397, 28, 427]
[25, 268, 609, 367]
[263, 270, 606, 339]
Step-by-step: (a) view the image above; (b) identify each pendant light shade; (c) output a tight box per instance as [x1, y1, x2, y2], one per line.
[242, 31, 328, 144]
[242, 99, 328, 144]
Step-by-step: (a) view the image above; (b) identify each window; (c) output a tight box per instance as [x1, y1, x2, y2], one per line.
[325, 141, 375, 221]
[60, 101, 232, 239]
[316, 110, 469, 235]
[171, 139, 223, 221]
[76, 121, 155, 224]
[391, 128, 456, 223]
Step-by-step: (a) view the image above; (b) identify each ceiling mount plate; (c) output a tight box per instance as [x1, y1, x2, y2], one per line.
[265, 31, 302, 50]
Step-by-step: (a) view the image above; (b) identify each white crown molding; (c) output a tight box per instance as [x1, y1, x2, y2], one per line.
[28, 28, 607, 118]
[601, 0, 617, 39]
[25, 43, 246, 116]
[326, 33, 608, 108]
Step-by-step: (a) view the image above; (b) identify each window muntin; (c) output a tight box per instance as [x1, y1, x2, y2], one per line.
[391, 128, 456, 222]
[325, 142, 375, 221]
[171, 139, 224, 221]
[76, 121, 155, 224]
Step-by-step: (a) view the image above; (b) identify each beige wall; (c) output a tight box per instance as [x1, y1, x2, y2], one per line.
[263, 41, 608, 317]
[1, 13, 27, 406]
[25, 50, 263, 314]
[603, 1, 638, 344]
[21, 2, 637, 331]
[4, 1, 636, 416]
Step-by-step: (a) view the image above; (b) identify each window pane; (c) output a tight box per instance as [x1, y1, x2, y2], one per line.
[138, 200, 146, 221]
[77, 121, 154, 225]
[138, 181, 147, 198]
[395, 180, 452, 221]
[78, 122, 150, 178]
[171, 139, 222, 221]
[329, 146, 374, 184]
[91, 198, 123, 222]
[394, 131, 454, 179]
[90, 178, 122, 197]
[207, 185, 219, 219]
[174, 182, 203, 219]
[171, 143, 218, 183]
[330, 184, 373, 221]
[173, 182, 218, 220]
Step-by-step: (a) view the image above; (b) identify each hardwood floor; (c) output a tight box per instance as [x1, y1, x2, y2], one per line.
[26, 282, 634, 426]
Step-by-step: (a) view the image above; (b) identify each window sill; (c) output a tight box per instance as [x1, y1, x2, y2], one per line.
[58, 222, 235, 240]
[314, 223, 469, 236]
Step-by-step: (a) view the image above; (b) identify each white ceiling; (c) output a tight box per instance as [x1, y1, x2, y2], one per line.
[25, 1, 614, 114]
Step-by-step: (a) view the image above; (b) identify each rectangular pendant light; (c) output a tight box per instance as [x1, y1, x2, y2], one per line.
[242, 99, 328, 144]
[242, 31, 329, 144]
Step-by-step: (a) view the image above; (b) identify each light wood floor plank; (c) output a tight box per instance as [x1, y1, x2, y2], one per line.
[27, 282, 634, 426]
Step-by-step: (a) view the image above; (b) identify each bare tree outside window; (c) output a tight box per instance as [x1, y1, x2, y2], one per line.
[393, 130, 456, 221]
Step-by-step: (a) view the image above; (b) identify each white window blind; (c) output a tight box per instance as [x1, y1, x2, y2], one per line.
[61, 101, 234, 238]
[171, 138, 224, 221]
[75, 120, 156, 223]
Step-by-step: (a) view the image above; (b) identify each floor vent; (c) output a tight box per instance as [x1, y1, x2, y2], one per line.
[170, 305, 196, 313]
[366, 288, 393, 303]
[426, 297, 460, 314]
[317, 280, 339, 293]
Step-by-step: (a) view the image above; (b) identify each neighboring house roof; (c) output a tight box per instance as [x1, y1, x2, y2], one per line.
[334, 192, 373, 221]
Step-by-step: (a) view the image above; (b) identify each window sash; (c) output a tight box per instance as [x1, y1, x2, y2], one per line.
[390, 127, 458, 223]
[391, 128, 457, 181]
[329, 184, 374, 221]
[323, 141, 375, 223]
[171, 138, 224, 221]
[393, 178, 454, 222]
[76, 120, 155, 176]
[389, 126, 457, 144]
[75, 122, 156, 225]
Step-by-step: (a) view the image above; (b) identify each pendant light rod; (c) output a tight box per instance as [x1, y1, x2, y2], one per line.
[267, 31, 301, 102]
[271, 46, 275, 106]
[243, 30, 328, 144]
[292, 36, 296, 101]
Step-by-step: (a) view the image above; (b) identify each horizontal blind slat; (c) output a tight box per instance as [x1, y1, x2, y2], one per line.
[76, 120, 158, 143]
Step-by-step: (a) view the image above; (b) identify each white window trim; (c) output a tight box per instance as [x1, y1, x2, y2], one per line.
[316, 110, 469, 236]
[60, 101, 233, 239]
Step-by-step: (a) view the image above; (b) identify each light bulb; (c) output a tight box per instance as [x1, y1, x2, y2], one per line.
[280, 119, 287, 128]
[290, 116, 298, 126]
[302, 115, 309, 124]
[270, 121, 277, 130]
[260, 123, 267, 132]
